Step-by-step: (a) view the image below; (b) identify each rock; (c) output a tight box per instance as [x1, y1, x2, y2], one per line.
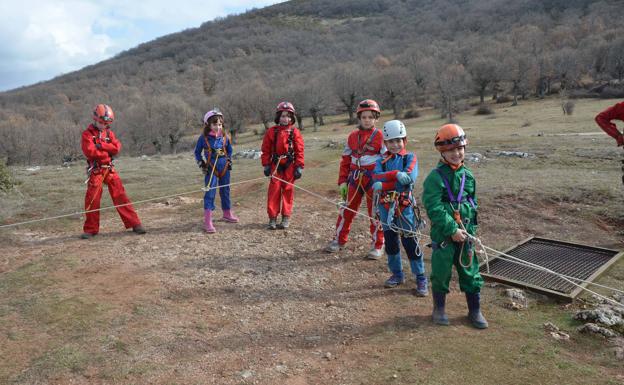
[503, 289, 527, 310]
[465, 153, 485, 163]
[305, 335, 321, 342]
[543, 322, 560, 333]
[239, 370, 254, 379]
[490, 150, 535, 158]
[26, 166, 41, 172]
[577, 323, 618, 339]
[544, 322, 569, 340]
[324, 352, 332, 360]
[275, 365, 288, 374]
[574, 306, 624, 327]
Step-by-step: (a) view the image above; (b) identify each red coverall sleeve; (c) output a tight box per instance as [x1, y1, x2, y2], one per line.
[293, 128, 304, 168]
[81, 131, 111, 163]
[99, 130, 121, 156]
[261, 127, 274, 167]
[337, 133, 353, 185]
[595, 102, 624, 143]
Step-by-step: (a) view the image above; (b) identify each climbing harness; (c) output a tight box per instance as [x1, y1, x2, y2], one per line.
[202, 133, 231, 179]
[435, 167, 478, 268]
[271, 126, 295, 172]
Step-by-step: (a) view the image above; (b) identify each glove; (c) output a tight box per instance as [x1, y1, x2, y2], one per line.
[396, 172, 412, 185]
[263, 165, 271, 177]
[294, 167, 302, 180]
[228, 161, 232, 171]
[339, 182, 348, 201]
[372, 181, 383, 192]
[617, 134, 624, 147]
[95, 143, 102, 150]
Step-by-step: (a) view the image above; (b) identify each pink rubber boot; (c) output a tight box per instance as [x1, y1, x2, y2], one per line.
[204, 209, 216, 233]
[222, 209, 239, 223]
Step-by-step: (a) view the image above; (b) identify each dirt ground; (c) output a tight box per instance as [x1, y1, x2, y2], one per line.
[2, 182, 623, 384]
[2, 98, 624, 384]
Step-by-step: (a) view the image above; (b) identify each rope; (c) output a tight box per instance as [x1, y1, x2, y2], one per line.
[270, 174, 624, 308]
[0, 176, 266, 229]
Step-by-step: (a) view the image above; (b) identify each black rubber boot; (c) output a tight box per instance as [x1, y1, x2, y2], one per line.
[432, 291, 449, 326]
[465, 292, 488, 329]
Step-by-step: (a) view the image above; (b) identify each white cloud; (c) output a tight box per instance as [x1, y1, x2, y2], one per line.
[0, 0, 286, 91]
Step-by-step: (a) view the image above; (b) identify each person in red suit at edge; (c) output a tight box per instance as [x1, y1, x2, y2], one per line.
[261, 101, 305, 230]
[80, 104, 146, 239]
[595, 101, 624, 184]
[596, 101, 624, 146]
[325, 99, 386, 259]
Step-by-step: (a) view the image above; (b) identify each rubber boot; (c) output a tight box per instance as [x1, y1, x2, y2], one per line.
[222, 209, 239, 223]
[267, 217, 277, 230]
[204, 209, 216, 233]
[465, 292, 488, 329]
[432, 291, 449, 326]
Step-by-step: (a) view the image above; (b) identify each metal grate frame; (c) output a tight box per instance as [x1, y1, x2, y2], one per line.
[479, 236, 623, 300]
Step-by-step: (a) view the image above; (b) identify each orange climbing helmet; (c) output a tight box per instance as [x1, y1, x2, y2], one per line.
[434, 124, 467, 152]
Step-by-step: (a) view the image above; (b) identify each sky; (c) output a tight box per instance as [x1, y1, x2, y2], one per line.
[0, 0, 287, 92]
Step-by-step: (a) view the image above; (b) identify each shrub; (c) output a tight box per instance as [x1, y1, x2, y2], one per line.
[562, 100, 575, 115]
[403, 109, 420, 119]
[600, 86, 624, 99]
[496, 95, 512, 104]
[475, 104, 493, 115]
[0, 161, 13, 192]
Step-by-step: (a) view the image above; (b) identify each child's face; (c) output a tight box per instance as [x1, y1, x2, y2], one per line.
[385, 138, 404, 154]
[210, 119, 223, 133]
[279, 111, 291, 126]
[442, 146, 465, 165]
[359, 111, 377, 130]
[94, 121, 108, 130]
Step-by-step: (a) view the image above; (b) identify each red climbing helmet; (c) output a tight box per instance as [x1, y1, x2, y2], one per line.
[93, 104, 114, 125]
[276, 101, 296, 114]
[434, 124, 467, 152]
[356, 99, 380, 115]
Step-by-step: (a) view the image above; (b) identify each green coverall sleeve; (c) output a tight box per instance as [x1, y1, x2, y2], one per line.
[422, 170, 459, 240]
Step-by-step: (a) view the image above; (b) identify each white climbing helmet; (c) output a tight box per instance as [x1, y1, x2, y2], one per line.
[382, 120, 407, 140]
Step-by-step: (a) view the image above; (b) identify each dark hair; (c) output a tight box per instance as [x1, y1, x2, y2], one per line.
[203, 115, 224, 136]
[274, 110, 295, 125]
[357, 110, 380, 120]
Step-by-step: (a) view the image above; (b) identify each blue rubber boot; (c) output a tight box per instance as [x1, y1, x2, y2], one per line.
[465, 292, 488, 329]
[432, 291, 449, 326]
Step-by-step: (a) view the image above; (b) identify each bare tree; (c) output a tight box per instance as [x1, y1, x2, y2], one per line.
[332, 64, 368, 124]
[432, 63, 470, 122]
[373, 66, 413, 118]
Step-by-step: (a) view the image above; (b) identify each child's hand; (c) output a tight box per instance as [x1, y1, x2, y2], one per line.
[451, 228, 468, 242]
[372, 182, 383, 192]
[339, 182, 348, 201]
[263, 165, 271, 177]
[294, 167, 303, 180]
[396, 172, 412, 185]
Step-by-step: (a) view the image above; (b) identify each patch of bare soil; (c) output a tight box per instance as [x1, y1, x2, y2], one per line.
[2, 185, 623, 384]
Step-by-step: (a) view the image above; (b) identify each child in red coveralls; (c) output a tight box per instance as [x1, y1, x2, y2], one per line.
[595, 101, 624, 146]
[80, 104, 145, 239]
[261, 102, 305, 230]
[325, 99, 386, 259]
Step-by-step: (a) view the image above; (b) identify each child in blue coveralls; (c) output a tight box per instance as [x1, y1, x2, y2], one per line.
[372, 120, 428, 296]
[194, 109, 239, 233]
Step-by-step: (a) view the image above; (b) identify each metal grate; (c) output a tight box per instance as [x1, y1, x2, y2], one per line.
[479, 237, 623, 300]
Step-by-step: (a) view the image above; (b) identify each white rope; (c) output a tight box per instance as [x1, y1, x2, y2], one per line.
[0, 176, 266, 229]
[270, 174, 624, 308]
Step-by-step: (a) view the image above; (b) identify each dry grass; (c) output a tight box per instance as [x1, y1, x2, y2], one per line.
[0, 97, 623, 384]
